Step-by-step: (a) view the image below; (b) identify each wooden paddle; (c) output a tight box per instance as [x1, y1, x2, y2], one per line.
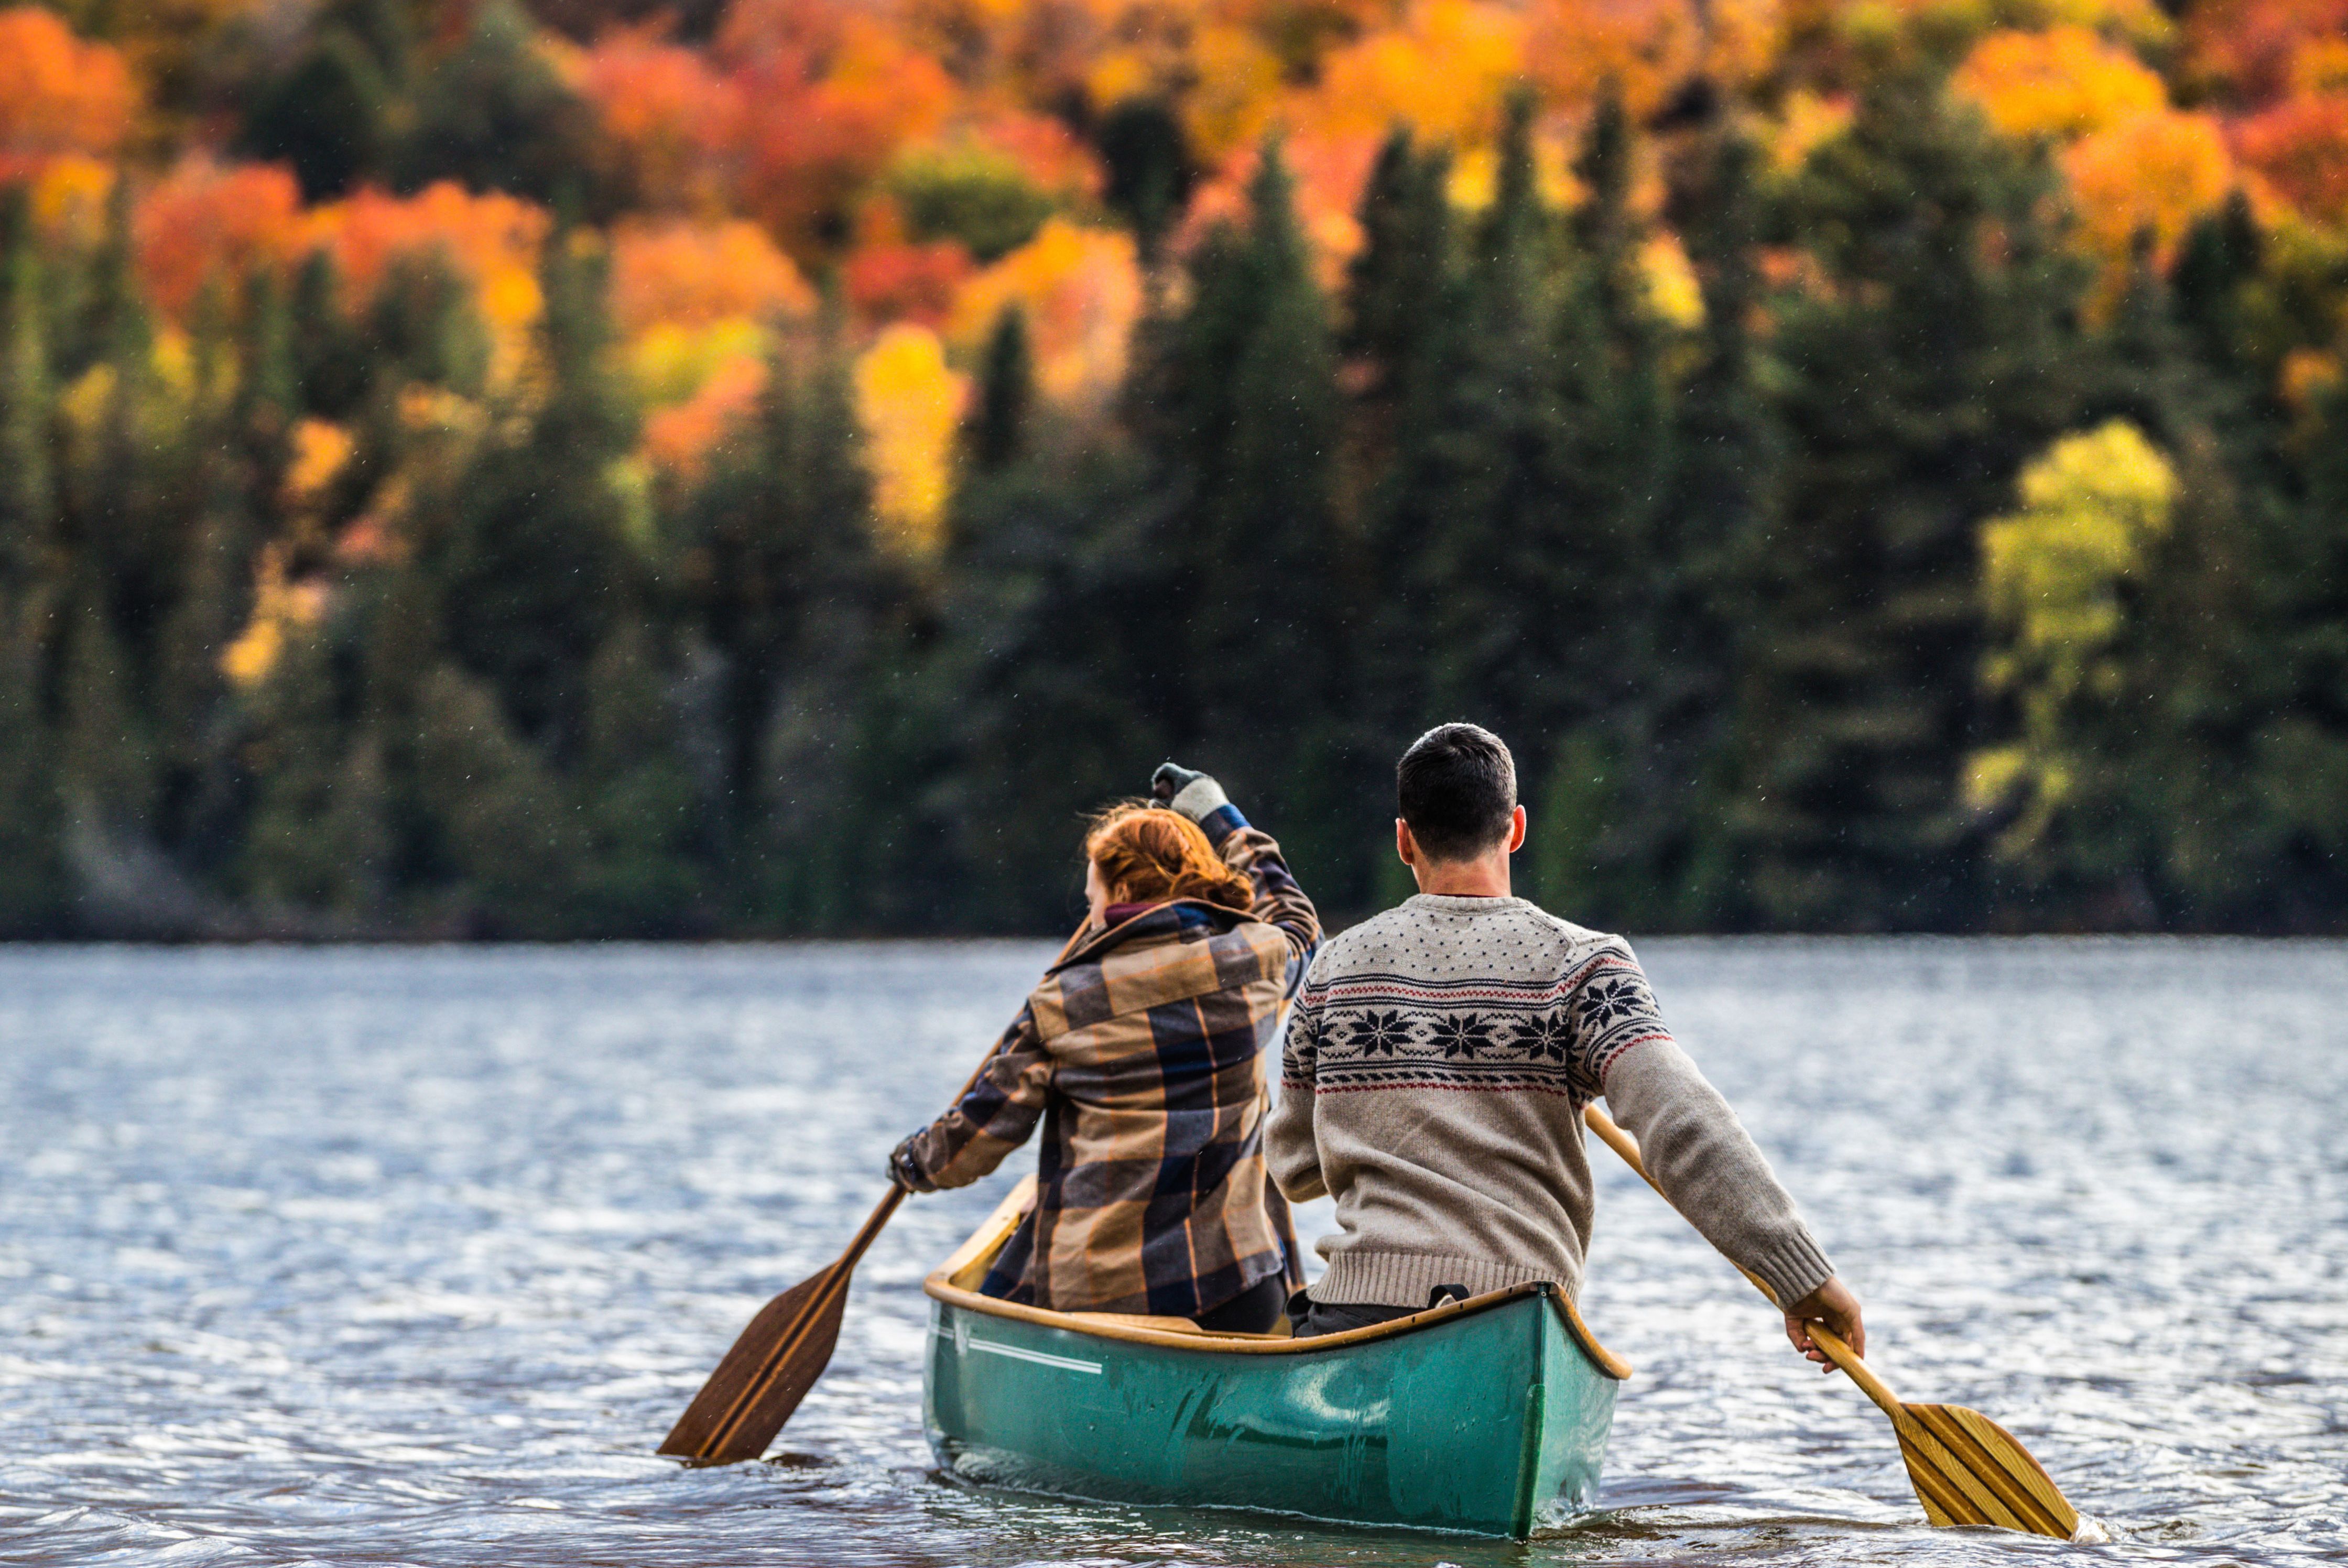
[658, 1184, 906, 1463]
[1581, 1104, 2089, 1540]
[661, 921, 1102, 1465]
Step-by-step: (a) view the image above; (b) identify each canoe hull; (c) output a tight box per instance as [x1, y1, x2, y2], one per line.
[923, 1285, 1616, 1537]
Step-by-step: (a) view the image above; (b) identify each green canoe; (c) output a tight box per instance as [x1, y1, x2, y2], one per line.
[921, 1178, 1630, 1538]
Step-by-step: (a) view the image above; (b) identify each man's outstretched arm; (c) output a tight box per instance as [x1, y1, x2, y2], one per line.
[1579, 944, 1862, 1365]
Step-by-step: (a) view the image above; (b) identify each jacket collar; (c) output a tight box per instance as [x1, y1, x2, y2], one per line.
[1049, 899, 1248, 974]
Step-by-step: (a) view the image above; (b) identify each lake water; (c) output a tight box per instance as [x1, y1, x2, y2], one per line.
[0, 939, 2342, 1566]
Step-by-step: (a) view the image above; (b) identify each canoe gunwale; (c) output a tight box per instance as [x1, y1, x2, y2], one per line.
[920, 1177, 1632, 1379]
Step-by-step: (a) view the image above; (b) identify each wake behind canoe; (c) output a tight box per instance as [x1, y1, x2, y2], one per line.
[920, 1178, 1630, 1538]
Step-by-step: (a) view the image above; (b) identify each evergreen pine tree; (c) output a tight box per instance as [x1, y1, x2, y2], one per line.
[59, 581, 157, 838]
[1135, 138, 1347, 883]
[412, 662, 580, 934]
[424, 225, 632, 759]
[0, 194, 56, 597]
[291, 249, 371, 418]
[1094, 99, 1197, 265]
[1727, 67, 2094, 928]
[1339, 126, 1453, 770]
[61, 178, 140, 381]
[681, 322, 883, 927]
[158, 272, 291, 876]
[395, 0, 597, 205]
[1529, 84, 1682, 924]
[240, 626, 387, 917]
[238, 28, 394, 200]
[928, 431, 1164, 927]
[1342, 127, 1454, 438]
[573, 618, 707, 934]
[0, 200, 64, 932]
[1378, 92, 1639, 900]
[366, 250, 491, 397]
[965, 304, 1033, 476]
[2238, 345, 2348, 922]
[0, 595, 62, 933]
[1643, 126, 1779, 925]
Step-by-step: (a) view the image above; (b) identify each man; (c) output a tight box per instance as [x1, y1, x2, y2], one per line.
[1264, 723, 1864, 1367]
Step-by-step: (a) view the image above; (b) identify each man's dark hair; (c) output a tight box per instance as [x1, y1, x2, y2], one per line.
[1397, 723, 1517, 862]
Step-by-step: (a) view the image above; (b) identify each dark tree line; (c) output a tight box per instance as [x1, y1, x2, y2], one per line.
[6, 70, 2348, 939]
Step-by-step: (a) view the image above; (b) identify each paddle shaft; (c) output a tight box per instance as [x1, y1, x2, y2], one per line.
[692, 1183, 905, 1455]
[671, 909, 1245, 1460]
[668, 974, 1070, 1463]
[1580, 1104, 1903, 1420]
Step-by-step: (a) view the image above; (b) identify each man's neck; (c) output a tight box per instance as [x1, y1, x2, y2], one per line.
[1410, 857, 1513, 898]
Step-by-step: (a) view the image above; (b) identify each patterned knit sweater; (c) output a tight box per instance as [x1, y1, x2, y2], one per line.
[1264, 894, 1834, 1311]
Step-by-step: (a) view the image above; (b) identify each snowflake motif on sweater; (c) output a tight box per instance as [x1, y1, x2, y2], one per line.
[1428, 1012, 1496, 1058]
[1510, 1011, 1575, 1063]
[1264, 895, 1838, 1319]
[1286, 922, 1672, 1102]
[1576, 974, 1655, 1030]
[1342, 1008, 1414, 1057]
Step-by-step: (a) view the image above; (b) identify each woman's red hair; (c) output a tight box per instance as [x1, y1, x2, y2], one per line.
[1084, 802, 1255, 913]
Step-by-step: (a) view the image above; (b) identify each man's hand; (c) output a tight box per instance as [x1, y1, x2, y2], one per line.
[1783, 1275, 1864, 1371]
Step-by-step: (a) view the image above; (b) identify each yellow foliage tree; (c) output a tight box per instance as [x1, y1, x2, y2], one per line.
[1969, 419, 2178, 863]
[854, 323, 965, 554]
[1953, 26, 2167, 141]
[1306, 0, 1527, 146]
[949, 217, 1140, 408]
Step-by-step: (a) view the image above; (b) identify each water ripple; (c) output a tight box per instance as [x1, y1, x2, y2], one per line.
[0, 939, 2340, 1564]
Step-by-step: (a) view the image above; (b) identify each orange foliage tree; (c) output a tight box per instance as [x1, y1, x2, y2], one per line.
[2234, 94, 2348, 220]
[0, 7, 136, 180]
[1523, 0, 1700, 123]
[610, 219, 814, 334]
[843, 199, 973, 325]
[950, 217, 1140, 407]
[1306, 0, 1526, 146]
[576, 29, 744, 212]
[134, 157, 303, 320]
[2064, 110, 2233, 301]
[644, 352, 769, 477]
[716, 0, 958, 253]
[2184, 0, 2348, 105]
[303, 183, 550, 320]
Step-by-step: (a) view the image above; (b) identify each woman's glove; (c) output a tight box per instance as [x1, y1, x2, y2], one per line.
[1150, 762, 1230, 821]
[886, 1139, 929, 1192]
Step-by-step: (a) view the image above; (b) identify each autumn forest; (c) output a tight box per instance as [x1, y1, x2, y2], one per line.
[1, 0, 2346, 935]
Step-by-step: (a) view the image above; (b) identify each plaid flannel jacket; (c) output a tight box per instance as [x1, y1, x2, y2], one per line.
[892, 805, 1319, 1317]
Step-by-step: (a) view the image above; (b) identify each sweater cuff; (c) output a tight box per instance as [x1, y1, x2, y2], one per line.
[1195, 802, 1248, 846]
[1746, 1228, 1835, 1311]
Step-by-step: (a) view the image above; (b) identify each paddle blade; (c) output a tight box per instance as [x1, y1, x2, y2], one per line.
[1893, 1402, 2079, 1539]
[659, 1266, 846, 1464]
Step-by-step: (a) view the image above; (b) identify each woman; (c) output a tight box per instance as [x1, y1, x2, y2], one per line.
[887, 764, 1320, 1333]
